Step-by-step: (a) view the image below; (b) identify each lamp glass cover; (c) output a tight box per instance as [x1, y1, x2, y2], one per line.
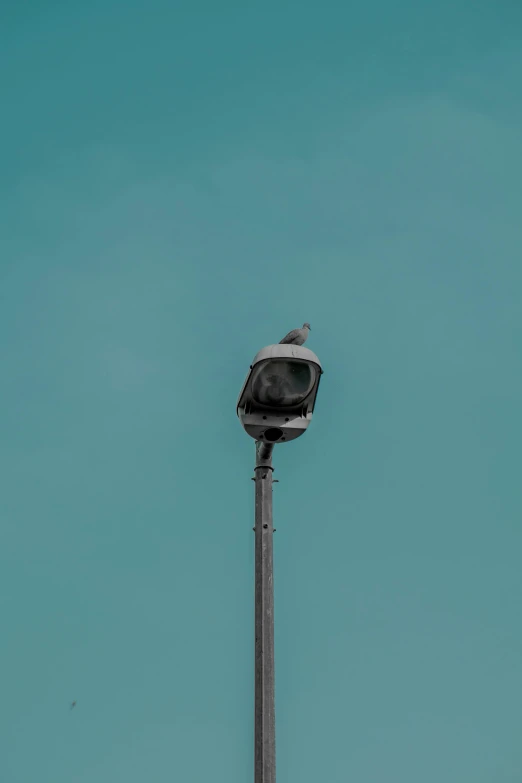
[251, 360, 316, 407]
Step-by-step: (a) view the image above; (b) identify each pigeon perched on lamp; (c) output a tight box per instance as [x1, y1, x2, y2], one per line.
[279, 323, 311, 346]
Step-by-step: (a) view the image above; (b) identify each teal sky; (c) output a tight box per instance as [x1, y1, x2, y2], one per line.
[2, 1, 522, 780]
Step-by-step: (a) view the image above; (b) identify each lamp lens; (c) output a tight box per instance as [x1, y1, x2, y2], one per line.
[251, 360, 315, 407]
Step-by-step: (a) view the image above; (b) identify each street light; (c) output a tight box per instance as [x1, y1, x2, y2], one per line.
[237, 342, 323, 783]
[237, 343, 323, 445]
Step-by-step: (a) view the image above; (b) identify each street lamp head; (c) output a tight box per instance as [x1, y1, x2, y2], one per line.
[237, 344, 323, 444]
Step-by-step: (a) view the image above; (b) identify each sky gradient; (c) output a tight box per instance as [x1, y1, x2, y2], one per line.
[1, 1, 522, 781]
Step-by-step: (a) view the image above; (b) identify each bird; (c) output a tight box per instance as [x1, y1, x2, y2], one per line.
[70, 701, 77, 710]
[279, 323, 311, 346]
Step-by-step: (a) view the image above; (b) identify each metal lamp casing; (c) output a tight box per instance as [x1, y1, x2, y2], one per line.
[237, 344, 323, 444]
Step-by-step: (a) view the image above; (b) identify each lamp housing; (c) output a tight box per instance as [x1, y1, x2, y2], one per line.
[237, 344, 323, 444]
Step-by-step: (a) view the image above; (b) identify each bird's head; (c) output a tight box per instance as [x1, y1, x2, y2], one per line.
[303, 322, 311, 330]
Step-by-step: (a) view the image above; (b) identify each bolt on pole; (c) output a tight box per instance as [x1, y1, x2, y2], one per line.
[254, 439, 276, 783]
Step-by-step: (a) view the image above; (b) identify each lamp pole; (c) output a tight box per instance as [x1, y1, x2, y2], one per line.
[254, 439, 276, 783]
[238, 344, 323, 782]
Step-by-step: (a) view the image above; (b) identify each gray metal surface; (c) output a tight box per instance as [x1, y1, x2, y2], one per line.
[251, 343, 322, 372]
[254, 440, 276, 783]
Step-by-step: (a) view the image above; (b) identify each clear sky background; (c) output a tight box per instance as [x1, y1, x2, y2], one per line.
[1, 1, 522, 781]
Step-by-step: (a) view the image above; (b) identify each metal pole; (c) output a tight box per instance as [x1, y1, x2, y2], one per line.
[254, 440, 276, 783]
